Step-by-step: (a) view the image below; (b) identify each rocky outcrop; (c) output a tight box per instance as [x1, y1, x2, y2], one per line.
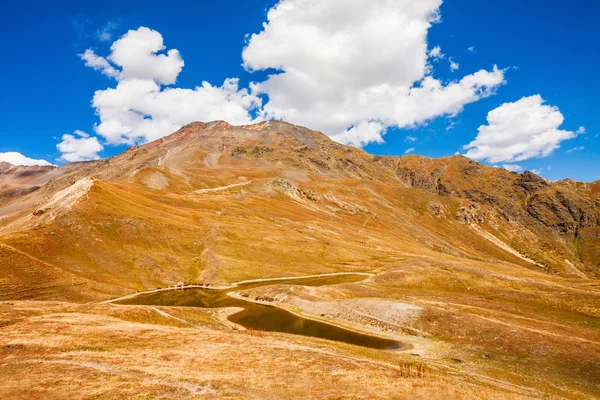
[515, 171, 549, 195]
[428, 203, 445, 217]
[271, 177, 314, 201]
[395, 156, 598, 237]
[456, 204, 485, 224]
[271, 177, 373, 215]
[395, 166, 447, 194]
[527, 190, 599, 234]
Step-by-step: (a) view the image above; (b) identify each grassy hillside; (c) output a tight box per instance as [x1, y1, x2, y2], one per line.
[0, 121, 598, 398]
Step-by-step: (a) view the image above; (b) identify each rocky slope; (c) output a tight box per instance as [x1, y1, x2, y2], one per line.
[394, 155, 600, 274]
[0, 162, 57, 202]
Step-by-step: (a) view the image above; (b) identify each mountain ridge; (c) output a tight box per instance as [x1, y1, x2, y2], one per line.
[1, 119, 598, 290]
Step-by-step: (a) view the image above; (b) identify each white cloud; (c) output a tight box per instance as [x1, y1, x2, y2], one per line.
[467, 46, 476, 53]
[405, 135, 417, 142]
[243, 0, 505, 147]
[92, 77, 261, 145]
[464, 95, 580, 163]
[78, 5, 507, 151]
[576, 126, 586, 134]
[330, 121, 384, 148]
[502, 164, 523, 172]
[429, 46, 445, 61]
[449, 58, 459, 71]
[80, 49, 120, 78]
[81, 27, 261, 145]
[405, 147, 416, 154]
[566, 146, 584, 153]
[530, 169, 543, 175]
[57, 131, 104, 162]
[0, 152, 52, 166]
[81, 27, 184, 85]
[108, 27, 184, 85]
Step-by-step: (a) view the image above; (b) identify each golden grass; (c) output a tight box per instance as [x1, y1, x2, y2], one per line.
[0, 301, 546, 400]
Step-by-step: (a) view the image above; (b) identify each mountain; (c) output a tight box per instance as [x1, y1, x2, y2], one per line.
[0, 162, 56, 202]
[1, 121, 599, 399]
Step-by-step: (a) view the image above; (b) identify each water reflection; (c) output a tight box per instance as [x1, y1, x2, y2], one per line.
[117, 275, 402, 350]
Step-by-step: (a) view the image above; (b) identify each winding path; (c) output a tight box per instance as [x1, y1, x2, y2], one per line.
[99, 272, 372, 304]
[194, 181, 252, 194]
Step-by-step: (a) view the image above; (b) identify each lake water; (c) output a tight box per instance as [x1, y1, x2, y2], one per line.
[117, 274, 402, 350]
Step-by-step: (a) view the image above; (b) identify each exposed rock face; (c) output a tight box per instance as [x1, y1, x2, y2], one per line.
[271, 177, 373, 215]
[271, 177, 306, 200]
[395, 156, 599, 234]
[515, 171, 550, 195]
[393, 154, 599, 269]
[498, 203, 523, 222]
[527, 190, 599, 234]
[395, 166, 447, 194]
[428, 203, 445, 217]
[456, 204, 485, 224]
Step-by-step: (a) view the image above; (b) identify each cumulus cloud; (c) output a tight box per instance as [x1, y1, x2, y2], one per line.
[92, 77, 261, 145]
[80, 27, 261, 145]
[0, 152, 52, 166]
[243, 0, 505, 147]
[57, 130, 104, 162]
[108, 27, 184, 85]
[464, 95, 580, 163]
[77, 3, 507, 151]
[80, 27, 184, 84]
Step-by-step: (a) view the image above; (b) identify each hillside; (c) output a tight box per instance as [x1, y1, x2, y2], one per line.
[1, 121, 599, 399]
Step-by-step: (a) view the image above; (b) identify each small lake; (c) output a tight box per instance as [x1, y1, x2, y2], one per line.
[117, 274, 402, 350]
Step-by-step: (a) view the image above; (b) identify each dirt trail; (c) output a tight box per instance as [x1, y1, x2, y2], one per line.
[0, 242, 84, 292]
[0, 242, 63, 271]
[151, 307, 191, 326]
[194, 181, 252, 194]
[469, 224, 543, 267]
[99, 272, 372, 304]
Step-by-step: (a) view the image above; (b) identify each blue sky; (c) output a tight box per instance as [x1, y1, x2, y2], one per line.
[0, 0, 598, 181]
